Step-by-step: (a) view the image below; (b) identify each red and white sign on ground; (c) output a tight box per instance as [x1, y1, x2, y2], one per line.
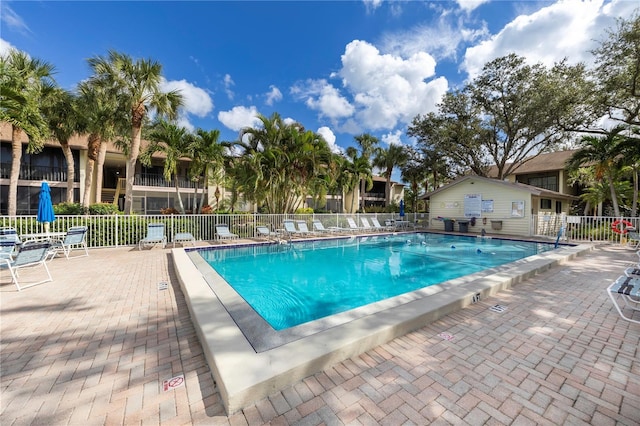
[163, 374, 185, 392]
[437, 332, 455, 341]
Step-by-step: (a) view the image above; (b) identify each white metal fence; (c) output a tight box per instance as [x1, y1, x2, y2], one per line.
[3, 213, 637, 248]
[532, 214, 640, 244]
[0, 213, 422, 248]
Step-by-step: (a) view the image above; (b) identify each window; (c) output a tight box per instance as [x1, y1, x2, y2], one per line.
[540, 198, 552, 209]
[527, 176, 558, 192]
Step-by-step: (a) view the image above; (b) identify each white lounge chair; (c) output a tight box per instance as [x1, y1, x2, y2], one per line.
[346, 218, 364, 233]
[256, 225, 280, 241]
[312, 220, 344, 234]
[215, 224, 239, 242]
[173, 232, 196, 248]
[1, 241, 53, 291]
[0, 236, 19, 260]
[608, 275, 640, 324]
[282, 220, 310, 238]
[49, 226, 89, 259]
[360, 217, 375, 232]
[370, 217, 392, 231]
[296, 221, 316, 235]
[139, 223, 167, 250]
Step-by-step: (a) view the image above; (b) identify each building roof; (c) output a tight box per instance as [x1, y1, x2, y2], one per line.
[421, 175, 578, 201]
[486, 149, 578, 178]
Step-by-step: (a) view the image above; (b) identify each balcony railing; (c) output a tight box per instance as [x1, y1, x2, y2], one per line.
[134, 173, 197, 188]
[0, 163, 78, 182]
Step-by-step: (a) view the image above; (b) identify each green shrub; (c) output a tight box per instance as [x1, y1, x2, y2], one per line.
[89, 203, 122, 215]
[54, 202, 85, 215]
[295, 207, 314, 214]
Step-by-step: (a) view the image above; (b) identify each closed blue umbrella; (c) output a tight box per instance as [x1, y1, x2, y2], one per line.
[37, 181, 56, 232]
[399, 199, 405, 217]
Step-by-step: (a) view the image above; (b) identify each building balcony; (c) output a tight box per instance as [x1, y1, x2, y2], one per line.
[0, 163, 78, 182]
[134, 173, 197, 189]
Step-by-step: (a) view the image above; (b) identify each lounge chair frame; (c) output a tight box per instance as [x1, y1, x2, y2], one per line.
[1, 242, 53, 291]
[50, 226, 89, 259]
[608, 275, 640, 324]
[215, 225, 239, 242]
[139, 223, 167, 250]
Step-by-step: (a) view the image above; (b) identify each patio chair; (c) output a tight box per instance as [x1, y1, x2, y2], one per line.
[360, 217, 375, 232]
[0, 236, 19, 260]
[0, 241, 53, 291]
[173, 232, 196, 248]
[49, 226, 89, 259]
[215, 224, 239, 242]
[607, 275, 640, 324]
[139, 223, 167, 250]
[256, 225, 280, 241]
[627, 231, 640, 249]
[282, 220, 309, 238]
[370, 217, 392, 231]
[312, 220, 344, 234]
[296, 221, 316, 236]
[346, 218, 365, 233]
[0, 227, 21, 244]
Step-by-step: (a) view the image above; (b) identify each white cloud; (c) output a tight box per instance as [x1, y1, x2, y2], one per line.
[265, 85, 282, 106]
[1, 4, 30, 35]
[293, 39, 448, 135]
[317, 126, 342, 154]
[362, 0, 384, 12]
[293, 79, 355, 120]
[218, 105, 261, 132]
[0, 38, 17, 57]
[381, 130, 404, 146]
[336, 40, 448, 131]
[223, 74, 235, 100]
[455, 0, 490, 14]
[462, 0, 636, 80]
[161, 79, 213, 118]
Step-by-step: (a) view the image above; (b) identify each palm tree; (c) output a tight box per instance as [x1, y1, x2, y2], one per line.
[140, 120, 192, 214]
[76, 80, 124, 208]
[617, 127, 640, 216]
[86, 50, 183, 214]
[372, 144, 407, 207]
[353, 134, 379, 212]
[231, 113, 331, 213]
[0, 50, 56, 215]
[189, 128, 226, 213]
[42, 88, 79, 203]
[566, 126, 627, 217]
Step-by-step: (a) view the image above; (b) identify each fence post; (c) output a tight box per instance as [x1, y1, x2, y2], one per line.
[115, 214, 119, 248]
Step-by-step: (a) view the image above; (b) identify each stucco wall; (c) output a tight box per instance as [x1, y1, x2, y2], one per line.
[429, 179, 532, 236]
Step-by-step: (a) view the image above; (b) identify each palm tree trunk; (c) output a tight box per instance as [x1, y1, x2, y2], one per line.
[8, 126, 23, 216]
[360, 179, 366, 212]
[607, 174, 621, 217]
[83, 159, 95, 209]
[60, 141, 75, 203]
[124, 124, 143, 214]
[95, 141, 107, 203]
[174, 175, 186, 214]
[385, 169, 392, 207]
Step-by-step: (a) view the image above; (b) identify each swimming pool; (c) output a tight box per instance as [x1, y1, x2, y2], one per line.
[196, 234, 557, 330]
[175, 233, 587, 414]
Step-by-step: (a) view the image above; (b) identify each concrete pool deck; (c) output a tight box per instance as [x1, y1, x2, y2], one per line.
[1, 238, 639, 424]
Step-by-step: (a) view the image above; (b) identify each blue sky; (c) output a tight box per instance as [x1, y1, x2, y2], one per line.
[1, 0, 638, 161]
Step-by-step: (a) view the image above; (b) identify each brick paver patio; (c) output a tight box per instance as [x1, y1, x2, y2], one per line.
[1, 243, 638, 425]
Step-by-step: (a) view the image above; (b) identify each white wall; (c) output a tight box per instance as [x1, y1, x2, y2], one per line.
[429, 179, 532, 236]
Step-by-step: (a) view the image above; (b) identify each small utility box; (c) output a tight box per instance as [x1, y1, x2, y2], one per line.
[491, 220, 503, 231]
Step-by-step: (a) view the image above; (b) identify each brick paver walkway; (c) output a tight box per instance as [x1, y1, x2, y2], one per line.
[1, 244, 638, 425]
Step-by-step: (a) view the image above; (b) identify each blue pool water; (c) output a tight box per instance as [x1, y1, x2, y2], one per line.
[197, 233, 557, 330]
